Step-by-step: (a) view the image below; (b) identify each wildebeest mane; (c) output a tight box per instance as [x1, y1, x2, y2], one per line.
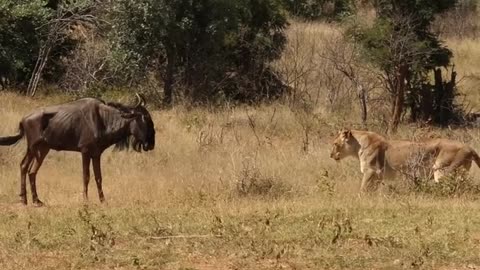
[104, 101, 143, 152]
[106, 102, 134, 113]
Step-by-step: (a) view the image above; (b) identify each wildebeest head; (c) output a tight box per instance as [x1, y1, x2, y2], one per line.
[114, 94, 155, 152]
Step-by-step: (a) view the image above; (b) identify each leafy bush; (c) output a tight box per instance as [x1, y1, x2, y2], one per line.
[348, 0, 458, 131]
[0, 0, 52, 87]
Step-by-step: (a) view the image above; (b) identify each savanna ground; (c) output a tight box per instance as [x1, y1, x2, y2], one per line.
[2, 21, 480, 270]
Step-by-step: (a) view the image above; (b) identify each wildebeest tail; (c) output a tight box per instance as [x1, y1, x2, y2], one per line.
[0, 123, 24, 146]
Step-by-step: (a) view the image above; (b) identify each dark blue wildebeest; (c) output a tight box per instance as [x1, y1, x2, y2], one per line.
[0, 94, 155, 206]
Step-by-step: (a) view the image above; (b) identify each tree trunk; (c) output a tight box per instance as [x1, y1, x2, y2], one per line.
[27, 44, 52, 97]
[433, 68, 457, 126]
[27, 9, 61, 97]
[357, 83, 368, 126]
[390, 65, 408, 133]
[433, 68, 444, 122]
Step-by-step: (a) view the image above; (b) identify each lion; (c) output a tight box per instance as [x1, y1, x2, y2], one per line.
[330, 129, 480, 192]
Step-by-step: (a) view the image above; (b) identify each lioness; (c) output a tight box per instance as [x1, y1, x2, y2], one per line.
[330, 129, 480, 192]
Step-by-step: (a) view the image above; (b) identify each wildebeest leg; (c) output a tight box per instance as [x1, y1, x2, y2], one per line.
[82, 153, 91, 201]
[28, 147, 49, 207]
[20, 150, 34, 205]
[92, 156, 105, 203]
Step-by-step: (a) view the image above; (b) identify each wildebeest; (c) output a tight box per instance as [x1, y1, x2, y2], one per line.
[0, 94, 155, 206]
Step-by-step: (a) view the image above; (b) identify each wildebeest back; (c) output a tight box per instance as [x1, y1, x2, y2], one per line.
[41, 98, 103, 151]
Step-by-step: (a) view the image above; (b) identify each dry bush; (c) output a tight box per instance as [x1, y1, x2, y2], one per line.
[274, 21, 325, 108]
[433, 0, 480, 39]
[446, 38, 480, 110]
[384, 148, 480, 198]
[391, 151, 436, 192]
[273, 20, 369, 116]
[235, 159, 292, 199]
[59, 27, 117, 95]
[319, 30, 385, 125]
[273, 20, 360, 117]
[413, 170, 480, 198]
[273, 20, 390, 126]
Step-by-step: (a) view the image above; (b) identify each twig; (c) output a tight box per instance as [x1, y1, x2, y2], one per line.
[149, 234, 222, 240]
[246, 110, 262, 146]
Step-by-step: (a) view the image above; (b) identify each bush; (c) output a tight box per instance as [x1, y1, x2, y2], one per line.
[282, 0, 355, 20]
[236, 162, 292, 198]
[433, 0, 479, 38]
[0, 0, 52, 87]
[412, 170, 480, 198]
[388, 166, 480, 198]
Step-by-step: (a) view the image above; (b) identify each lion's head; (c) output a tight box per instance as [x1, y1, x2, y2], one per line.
[330, 129, 357, 161]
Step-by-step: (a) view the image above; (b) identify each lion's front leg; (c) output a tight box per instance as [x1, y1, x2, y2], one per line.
[360, 168, 379, 192]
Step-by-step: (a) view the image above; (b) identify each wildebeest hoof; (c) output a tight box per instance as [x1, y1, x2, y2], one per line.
[33, 200, 44, 207]
[19, 197, 27, 205]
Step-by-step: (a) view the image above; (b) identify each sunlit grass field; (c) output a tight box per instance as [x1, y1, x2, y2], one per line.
[1, 20, 480, 269]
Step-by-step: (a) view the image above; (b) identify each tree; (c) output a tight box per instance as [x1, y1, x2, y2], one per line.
[0, 0, 100, 95]
[0, 0, 52, 89]
[109, 0, 288, 105]
[349, 0, 457, 132]
[27, 0, 99, 96]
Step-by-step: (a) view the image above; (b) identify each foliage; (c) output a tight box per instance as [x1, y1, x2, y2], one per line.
[109, 0, 289, 104]
[0, 0, 102, 93]
[0, 0, 52, 86]
[282, 0, 355, 20]
[348, 0, 459, 130]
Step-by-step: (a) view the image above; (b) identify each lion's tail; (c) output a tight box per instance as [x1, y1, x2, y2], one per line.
[472, 150, 480, 168]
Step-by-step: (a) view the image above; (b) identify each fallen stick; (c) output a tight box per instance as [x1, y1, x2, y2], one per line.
[148, 234, 222, 240]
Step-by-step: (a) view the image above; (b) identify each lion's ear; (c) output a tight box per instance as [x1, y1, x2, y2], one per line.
[342, 130, 352, 140]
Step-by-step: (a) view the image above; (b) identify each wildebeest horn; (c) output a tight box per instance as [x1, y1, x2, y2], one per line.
[134, 93, 146, 107]
[139, 93, 147, 106]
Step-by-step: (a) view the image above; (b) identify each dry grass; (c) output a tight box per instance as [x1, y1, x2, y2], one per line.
[1, 92, 480, 269]
[446, 37, 480, 110]
[2, 20, 480, 269]
[275, 20, 480, 118]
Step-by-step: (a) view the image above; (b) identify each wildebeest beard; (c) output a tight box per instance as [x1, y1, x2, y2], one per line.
[114, 136, 144, 152]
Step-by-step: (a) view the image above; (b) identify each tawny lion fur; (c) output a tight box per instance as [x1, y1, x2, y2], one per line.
[330, 130, 480, 192]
